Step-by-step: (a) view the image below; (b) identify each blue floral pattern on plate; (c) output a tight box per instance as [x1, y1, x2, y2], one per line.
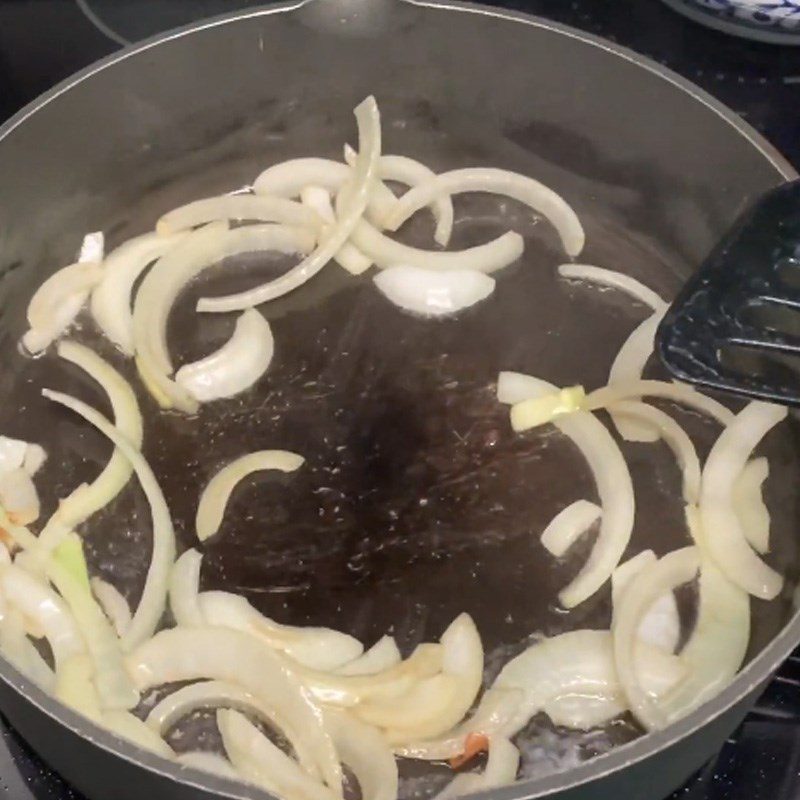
[688, 0, 800, 29]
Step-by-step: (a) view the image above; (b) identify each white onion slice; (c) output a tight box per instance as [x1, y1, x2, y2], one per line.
[218, 709, 337, 800]
[199, 590, 363, 671]
[540, 500, 601, 558]
[336, 636, 401, 675]
[22, 262, 103, 354]
[0, 468, 40, 525]
[433, 736, 519, 800]
[733, 458, 770, 555]
[612, 546, 700, 730]
[373, 267, 495, 317]
[351, 220, 523, 274]
[145, 679, 320, 779]
[90, 232, 187, 355]
[499, 372, 635, 608]
[157, 194, 319, 235]
[55, 652, 101, 720]
[608, 309, 668, 442]
[169, 548, 204, 627]
[700, 402, 786, 599]
[23, 445, 46, 476]
[196, 450, 304, 542]
[543, 693, 626, 730]
[126, 626, 342, 793]
[0, 437, 30, 473]
[41, 390, 176, 651]
[557, 264, 666, 311]
[78, 231, 105, 264]
[197, 97, 381, 313]
[132, 222, 314, 412]
[102, 710, 174, 758]
[175, 309, 274, 403]
[385, 168, 584, 257]
[177, 752, 240, 780]
[609, 400, 701, 505]
[611, 551, 680, 653]
[0, 610, 56, 691]
[90, 577, 131, 637]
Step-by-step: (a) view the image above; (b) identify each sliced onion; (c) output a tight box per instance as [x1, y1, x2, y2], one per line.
[373, 267, 495, 317]
[611, 551, 680, 653]
[176, 751, 240, 780]
[55, 652, 101, 720]
[90, 577, 131, 638]
[336, 636, 401, 676]
[733, 458, 770, 555]
[385, 168, 584, 257]
[543, 693, 626, 730]
[0, 437, 31, 472]
[90, 231, 187, 355]
[540, 500, 601, 558]
[22, 262, 104, 354]
[433, 736, 519, 800]
[23, 445, 46, 476]
[169, 548, 204, 627]
[0, 610, 56, 691]
[42, 390, 176, 651]
[132, 222, 314, 412]
[145, 679, 320, 779]
[351, 220, 523, 274]
[324, 709, 398, 800]
[218, 709, 338, 800]
[175, 309, 274, 403]
[198, 97, 381, 314]
[611, 546, 700, 730]
[127, 626, 342, 793]
[102, 710, 174, 758]
[157, 194, 319, 235]
[609, 400, 701, 505]
[700, 402, 786, 599]
[508, 385, 586, 432]
[78, 231, 105, 265]
[199, 590, 363, 670]
[0, 468, 40, 525]
[196, 450, 304, 542]
[608, 309, 667, 442]
[557, 264, 666, 311]
[500, 373, 635, 608]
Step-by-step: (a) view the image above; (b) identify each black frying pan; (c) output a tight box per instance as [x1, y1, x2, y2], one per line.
[0, 3, 799, 800]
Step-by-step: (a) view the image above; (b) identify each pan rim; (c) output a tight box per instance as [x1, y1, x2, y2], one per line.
[0, 2, 797, 799]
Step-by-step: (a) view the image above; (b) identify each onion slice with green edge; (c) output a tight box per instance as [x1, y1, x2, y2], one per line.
[145, 679, 320, 779]
[540, 499, 601, 558]
[196, 450, 304, 542]
[90, 232, 188, 355]
[557, 263, 666, 310]
[324, 709, 398, 800]
[197, 97, 381, 314]
[373, 267, 495, 317]
[0, 610, 56, 691]
[169, 548, 204, 627]
[433, 736, 519, 800]
[156, 194, 320, 235]
[361, 614, 483, 743]
[41, 389, 176, 650]
[218, 709, 338, 800]
[336, 636, 401, 675]
[384, 168, 585, 257]
[499, 372, 635, 608]
[90, 577, 131, 637]
[198, 590, 363, 671]
[133, 222, 315, 412]
[175, 309, 274, 403]
[176, 751, 240, 780]
[733, 457, 770, 555]
[126, 626, 342, 794]
[611, 546, 700, 730]
[102, 710, 174, 758]
[609, 400, 701, 505]
[700, 401, 786, 599]
[611, 551, 680, 653]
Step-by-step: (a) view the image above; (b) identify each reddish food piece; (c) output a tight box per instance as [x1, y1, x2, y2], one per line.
[449, 733, 489, 769]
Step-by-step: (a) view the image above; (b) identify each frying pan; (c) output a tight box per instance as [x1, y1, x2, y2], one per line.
[0, 2, 799, 800]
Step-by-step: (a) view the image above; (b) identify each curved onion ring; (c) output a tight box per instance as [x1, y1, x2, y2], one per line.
[557, 264, 666, 310]
[336, 636, 401, 676]
[126, 626, 342, 794]
[197, 97, 381, 313]
[385, 168, 584, 257]
[0, 610, 55, 691]
[196, 450, 304, 542]
[90, 232, 187, 355]
[102, 710, 174, 758]
[41, 390, 175, 651]
[700, 402, 785, 599]
[499, 372, 635, 608]
[176, 751, 240, 780]
[733, 458, 770, 555]
[169, 548, 204, 627]
[90, 577, 131, 637]
[612, 546, 700, 730]
[540, 500, 601, 558]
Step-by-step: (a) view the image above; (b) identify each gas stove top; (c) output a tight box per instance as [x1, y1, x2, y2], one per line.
[1, 1, 800, 798]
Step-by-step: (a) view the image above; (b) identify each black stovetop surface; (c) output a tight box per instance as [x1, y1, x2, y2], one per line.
[2, 1, 800, 798]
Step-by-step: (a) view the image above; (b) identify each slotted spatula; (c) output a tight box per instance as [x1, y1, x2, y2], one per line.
[657, 180, 800, 405]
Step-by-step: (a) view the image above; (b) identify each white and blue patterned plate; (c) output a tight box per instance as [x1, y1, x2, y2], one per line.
[661, 0, 800, 42]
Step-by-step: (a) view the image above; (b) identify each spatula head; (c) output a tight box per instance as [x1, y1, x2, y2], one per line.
[657, 179, 800, 406]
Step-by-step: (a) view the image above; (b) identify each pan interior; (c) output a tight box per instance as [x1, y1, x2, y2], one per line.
[1, 93, 799, 797]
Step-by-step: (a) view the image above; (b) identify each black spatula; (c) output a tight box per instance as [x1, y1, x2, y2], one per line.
[657, 180, 800, 405]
